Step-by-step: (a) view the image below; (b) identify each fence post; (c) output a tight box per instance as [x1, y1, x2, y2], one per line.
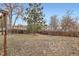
[3, 11, 8, 56]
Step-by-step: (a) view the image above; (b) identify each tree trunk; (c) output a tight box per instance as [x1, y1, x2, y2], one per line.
[13, 16, 18, 28]
[9, 7, 12, 34]
[1, 16, 3, 35]
[3, 13, 7, 56]
[34, 21, 35, 34]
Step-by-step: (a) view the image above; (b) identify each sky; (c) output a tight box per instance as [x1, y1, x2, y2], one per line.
[1, 3, 79, 25]
[16, 3, 79, 25]
[42, 3, 79, 25]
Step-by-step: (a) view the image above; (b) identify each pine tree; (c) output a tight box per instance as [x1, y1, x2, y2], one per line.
[24, 3, 46, 33]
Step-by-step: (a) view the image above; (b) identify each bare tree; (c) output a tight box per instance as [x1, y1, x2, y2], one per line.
[0, 3, 24, 33]
[50, 15, 58, 31]
[61, 10, 78, 32]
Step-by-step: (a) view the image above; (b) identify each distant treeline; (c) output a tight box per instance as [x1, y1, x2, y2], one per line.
[38, 31, 79, 37]
[10, 29, 79, 37]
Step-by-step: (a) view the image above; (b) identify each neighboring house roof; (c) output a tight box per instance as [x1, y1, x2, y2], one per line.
[13, 25, 27, 30]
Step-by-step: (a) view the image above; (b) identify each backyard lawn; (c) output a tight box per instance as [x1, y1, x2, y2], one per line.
[0, 34, 79, 56]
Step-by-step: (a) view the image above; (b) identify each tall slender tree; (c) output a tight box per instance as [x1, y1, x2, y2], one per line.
[24, 3, 46, 33]
[50, 15, 58, 31]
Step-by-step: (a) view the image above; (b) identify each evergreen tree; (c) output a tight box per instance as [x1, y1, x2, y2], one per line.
[24, 3, 46, 33]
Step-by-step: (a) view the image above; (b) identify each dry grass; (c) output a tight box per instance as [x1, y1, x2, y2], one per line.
[0, 34, 79, 56]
